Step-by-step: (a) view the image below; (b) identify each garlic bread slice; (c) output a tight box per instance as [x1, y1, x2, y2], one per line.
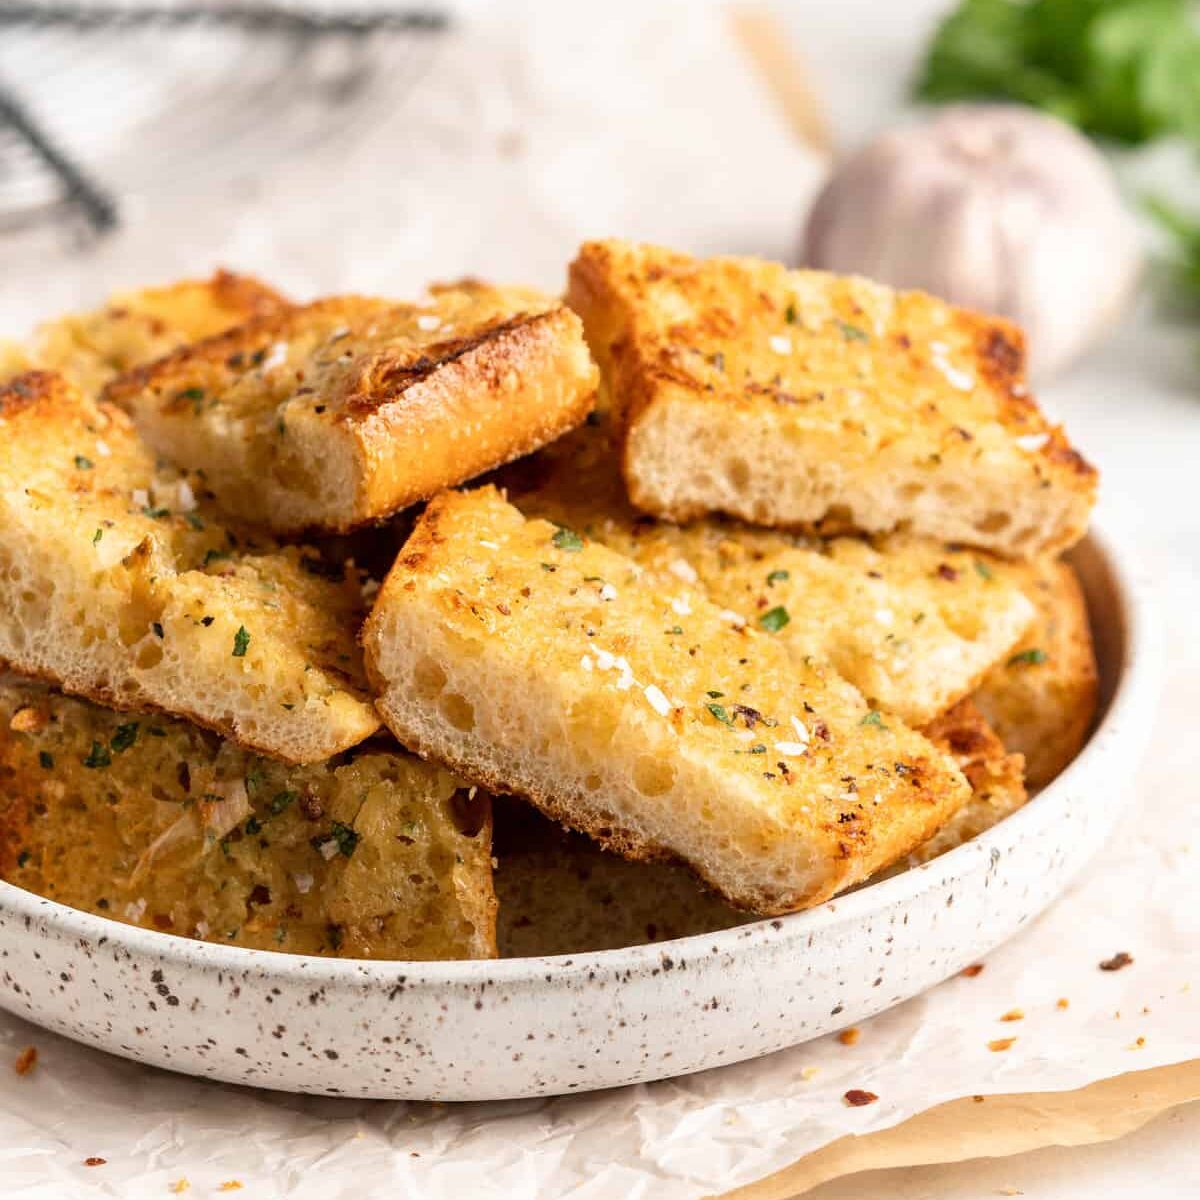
[1, 270, 287, 396]
[0, 677, 496, 959]
[104, 281, 598, 534]
[567, 240, 1096, 558]
[0, 372, 379, 762]
[973, 557, 1098, 789]
[501, 421, 1037, 726]
[363, 485, 970, 915]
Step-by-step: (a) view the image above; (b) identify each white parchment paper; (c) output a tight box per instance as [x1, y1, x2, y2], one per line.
[0, 5, 1196, 1196]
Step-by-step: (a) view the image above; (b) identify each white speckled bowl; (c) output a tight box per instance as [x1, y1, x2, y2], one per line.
[0, 525, 1158, 1100]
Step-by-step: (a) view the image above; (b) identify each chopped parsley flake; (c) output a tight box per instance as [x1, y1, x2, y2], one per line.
[203, 549, 229, 567]
[38, 751, 54, 770]
[74, 455, 93, 470]
[860, 710, 887, 729]
[142, 506, 171, 519]
[706, 702, 733, 725]
[92, 528, 103, 545]
[738, 744, 767, 755]
[312, 822, 359, 859]
[759, 605, 791, 633]
[232, 626, 251, 657]
[244, 816, 263, 836]
[836, 320, 870, 342]
[110, 723, 139, 753]
[706, 690, 725, 698]
[974, 560, 995, 581]
[766, 569, 790, 586]
[552, 527, 584, 553]
[83, 741, 112, 769]
[785, 302, 798, 323]
[540, 562, 557, 572]
[666, 625, 684, 635]
[1009, 647, 1048, 667]
[185, 512, 205, 532]
[270, 790, 298, 815]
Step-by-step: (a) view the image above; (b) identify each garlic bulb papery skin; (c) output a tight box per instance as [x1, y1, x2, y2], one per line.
[803, 104, 1142, 378]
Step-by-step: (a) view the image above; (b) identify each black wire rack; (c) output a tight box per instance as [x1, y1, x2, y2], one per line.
[0, 2, 450, 238]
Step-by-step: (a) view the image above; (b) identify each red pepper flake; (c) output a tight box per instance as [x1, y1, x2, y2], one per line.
[84, 1157, 106, 1167]
[937, 563, 959, 582]
[1100, 952, 1133, 972]
[961, 963, 984, 978]
[14, 1046, 36, 1075]
[843, 1088, 878, 1106]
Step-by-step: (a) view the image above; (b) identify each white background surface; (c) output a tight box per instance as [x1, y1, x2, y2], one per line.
[0, 1, 1197, 1196]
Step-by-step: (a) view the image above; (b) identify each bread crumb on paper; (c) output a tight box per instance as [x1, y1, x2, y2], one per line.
[14, 1046, 37, 1075]
[168, 1180, 190, 1194]
[1056, 997, 1070, 1010]
[836, 1027, 861, 1045]
[988, 1037, 1017, 1052]
[84, 1157, 106, 1167]
[961, 963, 984, 977]
[218, 1184, 243, 1193]
[1099, 951, 1133, 971]
[999, 1008, 1024, 1022]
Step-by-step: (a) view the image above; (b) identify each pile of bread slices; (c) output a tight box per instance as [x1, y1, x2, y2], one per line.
[0, 241, 1098, 960]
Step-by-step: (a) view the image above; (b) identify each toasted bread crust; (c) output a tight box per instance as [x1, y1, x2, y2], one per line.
[104, 286, 598, 533]
[568, 240, 1096, 558]
[911, 698, 1027, 863]
[0, 371, 380, 762]
[1, 271, 288, 397]
[0, 676, 497, 960]
[972, 558, 1098, 789]
[365, 485, 970, 915]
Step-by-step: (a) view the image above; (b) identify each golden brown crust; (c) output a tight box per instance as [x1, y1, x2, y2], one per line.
[103, 286, 599, 534]
[2, 272, 289, 397]
[901, 699, 1028, 866]
[567, 240, 1097, 558]
[972, 558, 1099, 789]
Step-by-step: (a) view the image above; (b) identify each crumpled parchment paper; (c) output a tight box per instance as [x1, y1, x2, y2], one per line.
[0, 5, 1197, 1197]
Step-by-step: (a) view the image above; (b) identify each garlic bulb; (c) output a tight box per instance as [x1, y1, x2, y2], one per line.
[803, 104, 1141, 377]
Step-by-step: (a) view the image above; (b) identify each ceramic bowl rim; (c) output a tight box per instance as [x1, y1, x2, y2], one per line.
[0, 519, 1157, 988]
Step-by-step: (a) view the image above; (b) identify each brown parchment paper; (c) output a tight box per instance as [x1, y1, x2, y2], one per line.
[720, 1060, 1200, 1200]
